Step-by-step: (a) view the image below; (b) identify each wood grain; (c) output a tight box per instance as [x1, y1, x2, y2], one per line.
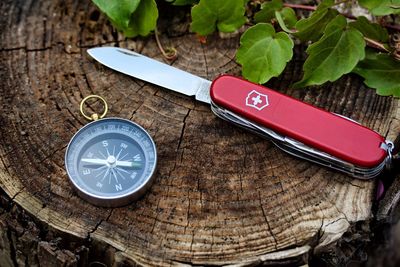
[0, 0, 399, 266]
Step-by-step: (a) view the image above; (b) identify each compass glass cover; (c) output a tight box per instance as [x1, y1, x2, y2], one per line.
[65, 118, 157, 201]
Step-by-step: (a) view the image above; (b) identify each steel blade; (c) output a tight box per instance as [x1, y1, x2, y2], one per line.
[87, 47, 212, 104]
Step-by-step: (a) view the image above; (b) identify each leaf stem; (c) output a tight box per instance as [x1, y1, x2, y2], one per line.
[382, 23, 400, 31]
[364, 37, 390, 53]
[283, 2, 400, 32]
[282, 3, 316, 11]
[154, 27, 178, 61]
[282, 1, 353, 11]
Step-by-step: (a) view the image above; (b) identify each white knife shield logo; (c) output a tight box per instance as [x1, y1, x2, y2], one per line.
[246, 90, 269, 110]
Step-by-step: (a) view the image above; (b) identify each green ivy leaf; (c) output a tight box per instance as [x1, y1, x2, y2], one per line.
[359, 0, 400, 16]
[353, 50, 400, 97]
[280, 7, 297, 28]
[316, 0, 335, 10]
[294, 15, 365, 88]
[236, 23, 294, 84]
[254, 0, 282, 23]
[275, 7, 297, 33]
[166, 0, 198, 6]
[191, 0, 247, 35]
[349, 16, 389, 43]
[92, 0, 158, 37]
[92, 0, 141, 31]
[294, 7, 338, 42]
[124, 0, 158, 37]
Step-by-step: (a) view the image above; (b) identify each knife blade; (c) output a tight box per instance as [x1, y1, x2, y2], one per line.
[87, 47, 394, 179]
[87, 47, 212, 104]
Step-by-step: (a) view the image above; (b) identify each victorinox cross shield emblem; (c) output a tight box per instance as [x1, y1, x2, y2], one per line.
[246, 90, 269, 110]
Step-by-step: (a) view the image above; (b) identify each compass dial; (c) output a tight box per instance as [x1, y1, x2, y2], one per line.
[65, 118, 157, 207]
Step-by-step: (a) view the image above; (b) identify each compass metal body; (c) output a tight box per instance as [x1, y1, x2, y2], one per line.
[65, 96, 157, 207]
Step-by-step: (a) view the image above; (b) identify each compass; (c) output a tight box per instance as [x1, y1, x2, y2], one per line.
[65, 96, 157, 207]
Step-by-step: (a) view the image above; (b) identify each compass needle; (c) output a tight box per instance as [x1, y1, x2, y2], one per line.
[115, 160, 141, 168]
[81, 158, 108, 165]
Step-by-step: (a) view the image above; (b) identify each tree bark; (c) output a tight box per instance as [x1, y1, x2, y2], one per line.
[0, 0, 399, 266]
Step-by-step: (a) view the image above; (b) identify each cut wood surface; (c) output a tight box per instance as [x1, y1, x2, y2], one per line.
[1, 0, 400, 266]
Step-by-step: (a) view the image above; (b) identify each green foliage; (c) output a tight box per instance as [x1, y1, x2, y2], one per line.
[294, 8, 338, 42]
[166, 0, 198, 6]
[359, 0, 400, 16]
[125, 0, 158, 37]
[254, 0, 283, 23]
[294, 15, 365, 87]
[90, 0, 400, 97]
[253, 0, 297, 31]
[353, 50, 400, 97]
[236, 23, 293, 84]
[317, 0, 335, 10]
[92, 0, 157, 37]
[190, 0, 247, 36]
[279, 7, 297, 29]
[349, 16, 389, 42]
[275, 8, 297, 33]
[92, 0, 140, 33]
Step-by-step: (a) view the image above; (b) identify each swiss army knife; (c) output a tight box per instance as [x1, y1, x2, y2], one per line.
[87, 47, 397, 179]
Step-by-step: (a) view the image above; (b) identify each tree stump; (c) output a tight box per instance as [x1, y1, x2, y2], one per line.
[1, 0, 399, 266]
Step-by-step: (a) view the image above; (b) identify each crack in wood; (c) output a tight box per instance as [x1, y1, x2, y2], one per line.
[87, 208, 113, 238]
[177, 109, 190, 151]
[259, 191, 278, 251]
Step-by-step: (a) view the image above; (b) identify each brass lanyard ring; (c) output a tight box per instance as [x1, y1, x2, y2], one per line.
[80, 95, 108, 121]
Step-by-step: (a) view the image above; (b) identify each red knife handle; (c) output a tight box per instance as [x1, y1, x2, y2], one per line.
[210, 75, 387, 168]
